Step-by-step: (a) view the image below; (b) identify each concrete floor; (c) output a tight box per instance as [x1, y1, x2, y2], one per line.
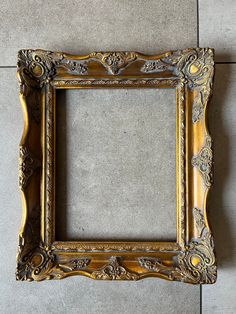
[0, 0, 235, 313]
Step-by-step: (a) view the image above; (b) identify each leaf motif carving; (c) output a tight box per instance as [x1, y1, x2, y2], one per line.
[17, 48, 215, 283]
[139, 257, 172, 273]
[19, 146, 40, 190]
[91, 257, 138, 280]
[59, 258, 91, 271]
[90, 51, 137, 74]
[141, 48, 214, 86]
[17, 49, 88, 88]
[139, 207, 216, 284]
[192, 136, 213, 187]
[141, 48, 214, 123]
[16, 244, 54, 281]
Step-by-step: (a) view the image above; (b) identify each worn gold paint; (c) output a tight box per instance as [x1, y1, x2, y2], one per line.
[16, 48, 216, 284]
[190, 64, 199, 74]
[191, 255, 201, 267]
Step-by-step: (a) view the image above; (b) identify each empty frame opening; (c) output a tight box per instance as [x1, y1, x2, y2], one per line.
[55, 88, 176, 241]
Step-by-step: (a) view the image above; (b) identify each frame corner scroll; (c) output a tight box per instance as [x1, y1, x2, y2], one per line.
[17, 47, 216, 284]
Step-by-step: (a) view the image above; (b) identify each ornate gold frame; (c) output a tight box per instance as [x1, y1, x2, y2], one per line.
[17, 48, 216, 284]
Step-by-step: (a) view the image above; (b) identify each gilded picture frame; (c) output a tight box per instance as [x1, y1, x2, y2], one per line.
[17, 48, 216, 284]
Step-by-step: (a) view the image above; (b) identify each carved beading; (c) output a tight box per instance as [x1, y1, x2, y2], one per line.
[53, 78, 178, 87]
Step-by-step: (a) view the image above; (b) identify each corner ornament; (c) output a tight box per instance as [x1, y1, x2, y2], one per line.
[16, 244, 54, 281]
[139, 208, 216, 284]
[141, 48, 214, 123]
[17, 49, 88, 89]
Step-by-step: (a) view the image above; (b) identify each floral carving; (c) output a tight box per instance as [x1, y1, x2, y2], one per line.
[91, 257, 138, 280]
[193, 207, 205, 237]
[17, 49, 88, 88]
[90, 52, 137, 74]
[192, 92, 204, 123]
[17, 48, 215, 283]
[59, 258, 91, 271]
[192, 136, 213, 187]
[139, 207, 216, 284]
[18, 50, 63, 87]
[139, 257, 172, 273]
[173, 229, 216, 284]
[141, 48, 214, 123]
[60, 60, 88, 74]
[16, 244, 54, 281]
[19, 146, 40, 190]
[141, 48, 213, 87]
[16, 239, 91, 281]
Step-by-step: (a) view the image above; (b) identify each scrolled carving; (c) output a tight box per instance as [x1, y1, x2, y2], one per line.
[59, 258, 91, 271]
[173, 228, 216, 284]
[59, 60, 88, 74]
[193, 207, 205, 237]
[141, 48, 214, 86]
[19, 146, 40, 190]
[192, 91, 204, 123]
[17, 50, 62, 87]
[17, 48, 216, 283]
[90, 51, 137, 74]
[192, 136, 213, 187]
[139, 257, 172, 273]
[141, 48, 214, 123]
[16, 240, 91, 281]
[91, 257, 138, 280]
[17, 49, 88, 88]
[16, 244, 54, 281]
[139, 207, 216, 284]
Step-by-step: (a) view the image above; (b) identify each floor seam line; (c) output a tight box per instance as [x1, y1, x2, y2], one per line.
[0, 66, 17, 68]
[216, 62, 236, 64]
